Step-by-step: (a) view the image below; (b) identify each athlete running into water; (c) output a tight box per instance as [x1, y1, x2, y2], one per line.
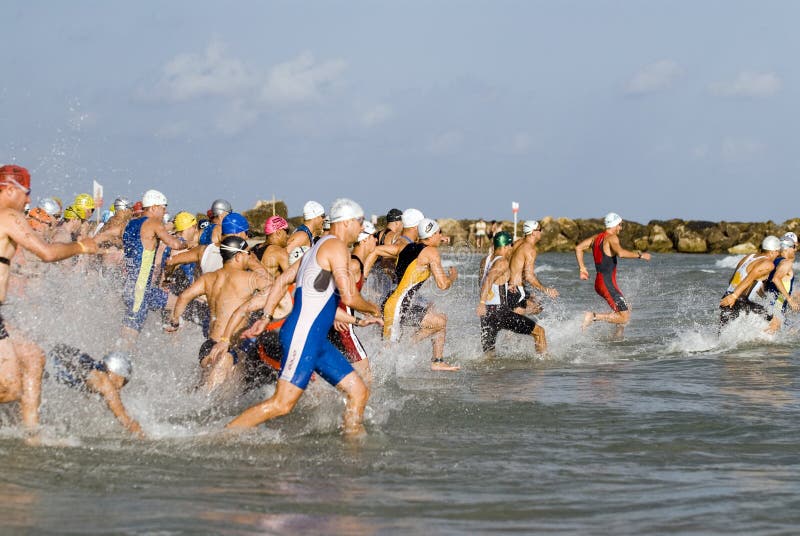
[508, 219, 558, 314]
[217, 199, 382, 435]
[0, 165, 98, 437]
[719, 235, 782, 328]
[382, 218, 460, 371]
[763, 237, 799, 333]
[575, 212, 651, 338]
[478, 232, 547, 355]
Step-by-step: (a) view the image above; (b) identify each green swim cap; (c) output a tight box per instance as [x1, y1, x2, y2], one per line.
[493, 231, 512, 248]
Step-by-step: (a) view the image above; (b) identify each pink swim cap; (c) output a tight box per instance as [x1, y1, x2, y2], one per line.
[264, 215, 288, 235]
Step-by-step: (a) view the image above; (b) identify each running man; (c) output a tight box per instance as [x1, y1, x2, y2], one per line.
[575, 212, 651, 337]
[508, 219, 558, 314]
[764, 238, 799, 333]
[382, 218, 460, 371]
[478, 231, 546, 355]
[0, 164, 98, 436]
[719, 235, 782, 327]
[220, 199, 382, 435]
[48, 344, 142, 436]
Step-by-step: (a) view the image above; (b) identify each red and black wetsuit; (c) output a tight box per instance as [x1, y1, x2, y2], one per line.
[327, 255, 369, 363]
[592, 231, 629, 312]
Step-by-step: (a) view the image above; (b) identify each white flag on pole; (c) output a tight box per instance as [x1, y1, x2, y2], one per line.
[93, 180, 104, 224]
[511, 201, 519, 213]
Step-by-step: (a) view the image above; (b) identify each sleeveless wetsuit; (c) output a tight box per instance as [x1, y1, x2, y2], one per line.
[479, 255, 536, 352]
[292, 224, 314, 246]
[49, 344, 105, 391]
[278, 235, 354, 389]
[327, 255, 369, 363]
[382, 242, 430, 341]
[199, 223, 216, 246]
[122, 217, 168, 331]
[592, 231, 628, 312]
[720, 254, 768, 326]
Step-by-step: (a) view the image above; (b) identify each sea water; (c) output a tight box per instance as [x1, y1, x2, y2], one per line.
[0, 252, 798, 534]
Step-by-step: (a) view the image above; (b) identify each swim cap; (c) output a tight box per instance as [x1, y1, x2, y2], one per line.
[113, 196, 132, 211]
[173, 212, 197, 232]
[162, 212, 172, 225]
[329, 198, 364, 223]
[780, 239, 795, 250]
[198, 219, 210, 230]
[142, 189, 167, 208]
[264, 215, 288, 235]
[27, 207, 53, 230]
[74, 193, 95, 210]
[303, 200, 325, 220]
[762, 235, 781, 251]
[288, 245, 309, 265]
[221, 212, 249, 235]
[782, 232, 798, 245]
[604, 212, 622, 228]
[102, 209, 113, 223]
[211, 199, 232, 217]
[0, 164, 31, 191]
[220, 236, 249, 262]
[322, 216, 331, 231]
[418, 218, 440, 239]
[522, 220, 540, 235]
[64, 205, 89, 220]
[38, 198, 62, 218]
[103, 352, 133, 382]
[386, 208, 403, 223]
[357, 221, 376, 243]
[402, 208, 424, 229]
[493, 231, 513, 248]
[133, 201, 144, 214]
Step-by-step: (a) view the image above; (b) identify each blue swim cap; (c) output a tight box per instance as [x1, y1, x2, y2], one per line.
[221, 212, 249, 235]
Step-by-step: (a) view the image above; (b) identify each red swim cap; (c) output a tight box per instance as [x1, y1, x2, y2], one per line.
[264, 215, 288, 235]
[0, 164, 31, 190]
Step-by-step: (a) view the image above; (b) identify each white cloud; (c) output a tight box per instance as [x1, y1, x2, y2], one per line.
[709, 71, 782, 98]
[360, 104, 393, 127]
[157, 41, 254, 101]
[260, 52, 347, 105]
[720, 137, 765, 161]
[625, 59, 682, 96]
[427, 130, 463, 155]
[215, 100, 261, 136]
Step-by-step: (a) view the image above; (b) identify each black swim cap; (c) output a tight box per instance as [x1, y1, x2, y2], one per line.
[493, 231, 513, 248]
[386, 208, 403, 223]
[220, 236, 249, 262]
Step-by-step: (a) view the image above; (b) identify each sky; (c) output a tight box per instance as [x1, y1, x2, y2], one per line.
[2, 1, 798, 224]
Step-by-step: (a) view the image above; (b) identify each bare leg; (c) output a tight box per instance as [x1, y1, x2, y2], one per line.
[532, 324, 547, 354]
[413, 311, 459, 371]
[336, 371, 369, 436]
[201, 352, 235, 391]
[351, 359, 372, 388]
[583, 310, 630, 331]
[227, 379, 304, 429]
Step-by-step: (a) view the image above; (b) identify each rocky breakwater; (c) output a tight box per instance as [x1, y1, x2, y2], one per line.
[436, 217, 800, 254]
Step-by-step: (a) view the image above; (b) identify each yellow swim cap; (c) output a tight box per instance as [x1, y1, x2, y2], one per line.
[74, 193, 95, 210]
[173, 211, 197, 232]
[64, 205, 83, 220]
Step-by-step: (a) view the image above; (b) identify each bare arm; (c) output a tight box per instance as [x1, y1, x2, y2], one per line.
[477, 259, 505, 316]
[324, 240, 380, 315]
[153, 223, 186, 250]
[721, 259, 773, 306]
[168, 275, 208, 328]
[90, 373, 143, 437]
[425, 247, 457, 290]
[575, 234, 595, 279]
[285, 230, 310, 253]
[362, 243, 403, 279]
[2, 210, 97, 261]
[166, 245, 203, 266]
[607, 234, 651, 261]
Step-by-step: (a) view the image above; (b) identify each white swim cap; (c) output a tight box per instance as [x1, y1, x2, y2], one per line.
[329, 198, 364, 223]
[288, 245, 310, 265]
[418, 218, 440, 239]
[782, 232, 797, 245]
[303, 200, 325, 220]
[103, 352, 133, 381]
[113, 196, 132, 211]
[357, 221, 376, 243]
[38, 197, 61, 218]
[780, 238, 795, 250]
[523, 220, 540, 235]
[142, 189, 167, 208]
[162, 212, 171, 224]
[604, 212, 622, 228]
[762, 235, 781, 251]
[402, 208, 424, 228]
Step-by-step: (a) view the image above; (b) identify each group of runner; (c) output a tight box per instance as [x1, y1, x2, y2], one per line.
[0, 163, 792, 440]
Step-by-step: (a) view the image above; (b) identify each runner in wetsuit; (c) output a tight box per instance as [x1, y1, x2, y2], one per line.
[575, 212, 651, 337]
[47, 344, 142, 436]
[719, 235, 782, 328]
[382, 218, 460, 371]
[327, 221, 377, 383]
[477, 232, 546, 355]
[121, 190, 185, 343]
[220, 198, 383, 435]
[285, 200, 325, 252]
[0, 164, 98, 438]
[764, 238, 799, 333]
